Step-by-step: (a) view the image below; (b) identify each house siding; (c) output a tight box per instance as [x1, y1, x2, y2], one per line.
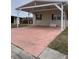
[33, 10, 68, 27]
[33, 11, 52, 26]
[33, 0, 67, 2]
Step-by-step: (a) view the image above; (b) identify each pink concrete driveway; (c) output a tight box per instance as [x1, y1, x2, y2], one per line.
[11, 26, 61, 57]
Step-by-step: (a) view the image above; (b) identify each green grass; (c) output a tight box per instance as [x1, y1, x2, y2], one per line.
[48, 27, 68, 55]
[11, 24, 27, 28]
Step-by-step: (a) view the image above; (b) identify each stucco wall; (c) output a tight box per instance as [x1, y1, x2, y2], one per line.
[50, 19, 68, 27]
[34, 11, 51, 26]
[33, 11, 61, 26]
[33, 10, 68, 27]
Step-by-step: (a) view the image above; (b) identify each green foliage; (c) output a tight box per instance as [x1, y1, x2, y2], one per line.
[48, 28, 68, 55]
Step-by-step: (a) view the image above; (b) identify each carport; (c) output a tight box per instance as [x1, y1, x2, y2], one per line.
[16, 1, 68, 31]
[12, 0, 68, 58]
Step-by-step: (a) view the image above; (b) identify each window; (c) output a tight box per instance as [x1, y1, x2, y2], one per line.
[52, 14, 56, 20]
[52, 14, 54, 20]
[36, 14, 42, 20]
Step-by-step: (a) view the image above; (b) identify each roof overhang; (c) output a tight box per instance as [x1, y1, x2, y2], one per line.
[16, 1, 68, 13]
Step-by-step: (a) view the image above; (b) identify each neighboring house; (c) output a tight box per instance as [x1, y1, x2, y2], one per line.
[16, 0, 68, 31]
[11, 16, 33, 24]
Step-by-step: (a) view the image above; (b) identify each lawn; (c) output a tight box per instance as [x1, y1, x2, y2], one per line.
[48, 27, 68, 55]
[11, 24, 27, 28]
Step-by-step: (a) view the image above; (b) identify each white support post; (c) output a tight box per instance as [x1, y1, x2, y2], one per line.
[16, 17, 20, 28]
[33, 14, 36, 26]
[61, 4, 64, 31]
[63, 12, 66, 29]
[16, 10, 20, 28]
[54, 4, 64, 31]
[54, 3, 64, 31]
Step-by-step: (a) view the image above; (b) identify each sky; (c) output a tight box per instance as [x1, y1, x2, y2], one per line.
[11, 0, 32, 17]
[11, 0, 68, 17]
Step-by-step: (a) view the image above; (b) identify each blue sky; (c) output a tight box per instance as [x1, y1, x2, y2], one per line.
[11, 0, 32, 17]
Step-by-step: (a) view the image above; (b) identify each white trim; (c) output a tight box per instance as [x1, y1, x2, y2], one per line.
[32, 8, 57, 12]
[19, 3, 60, 10]
[54, 4, 62, 11]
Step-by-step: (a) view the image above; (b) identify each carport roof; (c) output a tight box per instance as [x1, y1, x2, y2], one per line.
[34, 0, 68, 2]
[16, 0, 67, 12]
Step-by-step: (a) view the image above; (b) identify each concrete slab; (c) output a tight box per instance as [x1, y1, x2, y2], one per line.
[39, 47, 67, 59]
[12, 27, 61, 57]
[11, 44, 67, 59]
[11, 44, 37, 59]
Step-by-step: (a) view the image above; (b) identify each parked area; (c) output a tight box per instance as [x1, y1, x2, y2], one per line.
[12, 26, 61, 57]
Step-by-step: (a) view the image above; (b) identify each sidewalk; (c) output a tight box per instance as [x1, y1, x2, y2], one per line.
[11, 44, 36, 59]
[11, 44, 67, 59]
[39, 47, 67, 59]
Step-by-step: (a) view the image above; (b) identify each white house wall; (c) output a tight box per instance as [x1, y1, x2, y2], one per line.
[33, 11, 51, 26]
[33, 10, 68, 27]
